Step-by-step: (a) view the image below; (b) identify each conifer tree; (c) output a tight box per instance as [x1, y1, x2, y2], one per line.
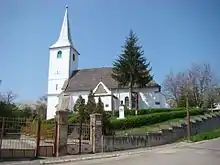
[112, 30, 153, 109]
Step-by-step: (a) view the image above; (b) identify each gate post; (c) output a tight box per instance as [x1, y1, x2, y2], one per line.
[35, 119, 41, 158]
[55, 110, 69, 157]
[90, 113, 102, 153]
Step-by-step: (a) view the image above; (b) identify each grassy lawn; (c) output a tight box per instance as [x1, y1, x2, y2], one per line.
[190, 127, 220, 142]
[116, 118, 187, 136]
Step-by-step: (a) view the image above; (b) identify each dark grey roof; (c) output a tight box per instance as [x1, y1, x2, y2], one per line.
[63, 67, 160, 92]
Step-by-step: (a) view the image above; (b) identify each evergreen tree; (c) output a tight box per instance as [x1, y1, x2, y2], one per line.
[96, 97, 104, 114]
[74, 95, 87, 123]
[96, 97, 112, 135]
[112, 30, 153, 109]
[74, 95, 83, 112]
[86, 90, 96, 115]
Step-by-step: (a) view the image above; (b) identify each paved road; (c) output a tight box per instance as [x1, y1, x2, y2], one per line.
[61, 138, 220, 165]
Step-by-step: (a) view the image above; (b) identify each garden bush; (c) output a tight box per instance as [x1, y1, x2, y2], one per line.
[108, 108, 199, 117]
[110, 109, 205, 130]
[21, 119, 56, 139]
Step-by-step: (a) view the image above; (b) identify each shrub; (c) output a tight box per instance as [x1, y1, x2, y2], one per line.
[21, 119, 56, 139]
[109, 108, 199, 117]
[110, 109, 205, 130]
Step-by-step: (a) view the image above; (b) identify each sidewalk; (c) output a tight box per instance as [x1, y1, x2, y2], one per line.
[0, 142, 192, 165]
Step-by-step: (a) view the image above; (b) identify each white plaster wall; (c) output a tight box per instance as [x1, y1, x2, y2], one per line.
[70, 91, 112, 111]
[71, 91, 90, 106]
[69, 49, 79, 73]
[48, 48, 71, 80]
[47, 87, 168, 119]
[47, 46, 79, 119]
[94, 96, 112, 111]
[48, 47, 78, 95]
[47, 95, 58, 119]
[112, 87, 168, 110]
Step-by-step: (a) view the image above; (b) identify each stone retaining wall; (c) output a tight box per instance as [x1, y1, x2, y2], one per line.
[103, 112, 220, 152]
[0, 149, 35, 159]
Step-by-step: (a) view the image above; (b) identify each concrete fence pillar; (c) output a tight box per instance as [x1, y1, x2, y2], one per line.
[55, 110, 69, 157]
[90, 113, 103, 153]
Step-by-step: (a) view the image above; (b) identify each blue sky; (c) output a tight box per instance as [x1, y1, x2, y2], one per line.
[0, 0, 219, 102]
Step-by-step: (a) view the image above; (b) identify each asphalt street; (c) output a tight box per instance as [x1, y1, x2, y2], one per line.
[61, 138, 220, 165]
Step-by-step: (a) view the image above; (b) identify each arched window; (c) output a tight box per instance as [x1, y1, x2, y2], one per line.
[57, 51, 62, 59]
[125, 97, 129, 107]
[72, 54, 75, 61]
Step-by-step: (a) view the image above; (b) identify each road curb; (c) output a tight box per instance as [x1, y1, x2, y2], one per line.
[40, 154, 120, 165]
[40, 143, 191, 165]
[0, 142, 192, 165]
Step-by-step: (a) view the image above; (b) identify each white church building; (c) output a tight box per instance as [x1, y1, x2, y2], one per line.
[47, 6, 168, 119]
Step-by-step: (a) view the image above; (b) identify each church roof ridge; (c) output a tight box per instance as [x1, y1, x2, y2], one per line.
[77, 66, 113, 71]
[63, 67, 160, 92]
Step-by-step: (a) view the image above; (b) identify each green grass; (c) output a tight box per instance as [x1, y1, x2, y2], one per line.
[116, 118, 186, 136]
[111, 109, 205, 131]
[190, 127, 220, 142]
[115, 113, 217, 136]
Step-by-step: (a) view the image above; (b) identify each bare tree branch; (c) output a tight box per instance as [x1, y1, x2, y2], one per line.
[1, 90, 18, 104]
[163, 71, 186, 106]
[163, 63, 219, 108]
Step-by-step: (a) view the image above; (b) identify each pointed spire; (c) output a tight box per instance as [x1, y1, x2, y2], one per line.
[50, 5, 74, 49]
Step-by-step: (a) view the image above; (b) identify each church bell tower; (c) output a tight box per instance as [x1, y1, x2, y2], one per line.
[47, 6, 80, 119]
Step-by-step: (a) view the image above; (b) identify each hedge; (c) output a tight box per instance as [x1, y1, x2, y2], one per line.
[107, 108, 199, 117]
[110, 109, 205, 130]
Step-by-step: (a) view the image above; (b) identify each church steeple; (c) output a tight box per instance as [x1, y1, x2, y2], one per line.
[47, 5, 79, 119]
[50, 6, 74, 49]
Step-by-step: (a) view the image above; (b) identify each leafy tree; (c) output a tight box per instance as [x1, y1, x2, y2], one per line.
[177, 93, 197, 108]
[112, 30, 153, 109]
[0, 101, 14, 117]
[36, 95, 47, 120]
[0, 90, 18, 104]
[86, 90, 96, 115]
[163, 63, 218, 108]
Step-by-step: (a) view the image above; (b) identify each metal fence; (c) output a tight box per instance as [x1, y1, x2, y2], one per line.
[0, 117, 37, 150]
[0, 116, 92, 158]
[0, 117, 58, 159]
[68, 123, 90, 154]
[0, 117, 38, 159]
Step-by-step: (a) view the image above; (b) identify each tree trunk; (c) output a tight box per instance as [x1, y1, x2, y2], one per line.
[129, 87, 132, 109]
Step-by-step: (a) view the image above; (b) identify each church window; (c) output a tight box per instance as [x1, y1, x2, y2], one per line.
[82, 99, 85, 104]
[125, 97, 129, 107]
[72, 54, 75, 61]
[56, 84, 58, 90]
[57, 51, 62, 59]
[155, 101, 160, 105]
[105, 104, 109, 107]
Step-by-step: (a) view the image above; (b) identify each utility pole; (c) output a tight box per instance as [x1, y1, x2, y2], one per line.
[185, 72, 192, 142]
[186, 96, 191, 142]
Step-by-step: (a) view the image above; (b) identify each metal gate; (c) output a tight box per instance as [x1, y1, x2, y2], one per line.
[67, 123, 91, 154]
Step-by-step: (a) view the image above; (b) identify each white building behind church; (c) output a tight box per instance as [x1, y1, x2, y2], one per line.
[47, 6, 169, 119]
